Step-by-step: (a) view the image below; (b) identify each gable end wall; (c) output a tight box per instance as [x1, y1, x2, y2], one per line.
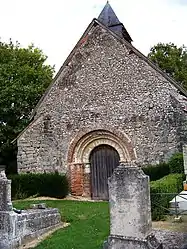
[17, 25, 187, 173]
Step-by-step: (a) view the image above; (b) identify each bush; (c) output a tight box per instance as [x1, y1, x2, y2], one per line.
[142, 162, 170, 181]
[169, 152, 184, 174]
[142, 152, 184, 181]
[150, 173, 184, 220]
[8, 172, 69, 200]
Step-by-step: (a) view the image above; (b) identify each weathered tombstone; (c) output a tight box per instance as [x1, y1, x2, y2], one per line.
[0, 165, 62, 249]
[0, 165, 17, 249]
[0, 165, 13, 212]
[104, 163, 162, 249]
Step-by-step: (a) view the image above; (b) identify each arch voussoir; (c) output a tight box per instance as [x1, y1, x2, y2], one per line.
[67, 128, 136, 197]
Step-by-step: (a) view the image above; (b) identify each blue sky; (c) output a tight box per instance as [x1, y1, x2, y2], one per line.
[0, 0, 187, 72]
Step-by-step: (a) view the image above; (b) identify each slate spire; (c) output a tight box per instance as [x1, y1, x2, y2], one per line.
[98, 2, 132, 43]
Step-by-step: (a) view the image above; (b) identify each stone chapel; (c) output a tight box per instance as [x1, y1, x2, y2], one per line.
[16, 2, 187, 199]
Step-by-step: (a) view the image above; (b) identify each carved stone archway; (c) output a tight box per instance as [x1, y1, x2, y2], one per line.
[67, 129, 136, 197]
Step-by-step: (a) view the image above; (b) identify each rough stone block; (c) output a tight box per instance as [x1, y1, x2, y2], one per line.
[104, 234, 163, 249]
[0, 179, 12, 212]
[0, 208, 61, 249]
[0, 169, 62, 249]
[104, 163, 163, 248]
[108, 164, 152, 238]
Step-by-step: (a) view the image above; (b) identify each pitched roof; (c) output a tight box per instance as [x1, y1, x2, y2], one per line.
[13, 17, 187, 143]
[98, 2, 132, 43]
[30, 18, 187, 121]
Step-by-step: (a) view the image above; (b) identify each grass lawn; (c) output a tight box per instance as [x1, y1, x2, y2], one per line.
[14, 200, 110, 249]
[14, 199, 187, 249]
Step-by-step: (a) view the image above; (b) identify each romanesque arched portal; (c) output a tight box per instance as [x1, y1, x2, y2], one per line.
[67, 129, 136, 198]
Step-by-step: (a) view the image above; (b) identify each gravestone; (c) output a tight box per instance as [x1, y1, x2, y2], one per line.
[104, 163, 162, 249]
[0, 165, 13, 212]
[0, 166, 62, 249]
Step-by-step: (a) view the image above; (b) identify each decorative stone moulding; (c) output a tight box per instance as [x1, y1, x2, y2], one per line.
[68, 129, 136, 164]
[67, 129, 137, 197]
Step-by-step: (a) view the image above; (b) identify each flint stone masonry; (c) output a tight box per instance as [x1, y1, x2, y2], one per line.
[0, 169, 61, 249]
[104, 164, 162, 249]
[17, 17, 187, 196]
[17, 24, 187, 171]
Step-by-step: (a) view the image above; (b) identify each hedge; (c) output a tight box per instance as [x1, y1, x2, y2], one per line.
[8, 172, 69, 200]
[142, 162, 170, 181]
[150, 173, 185, 220]
[169, 152, 184, 174]
[142, 152, 184, 181]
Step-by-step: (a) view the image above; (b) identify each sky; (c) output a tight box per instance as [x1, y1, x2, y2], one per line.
[0, 0, 187, 72]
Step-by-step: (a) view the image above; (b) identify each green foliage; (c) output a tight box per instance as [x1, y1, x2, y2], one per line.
[150, 173, 184, 220]
[9, 172, 69, 200]
[142, 162, 170, 181]
[0, 40, 54, 174]
[147, 152, 185, 220]
[168, 152, 184, 174]
[142, 152, 184, 181]
[148, 43, 187, 90]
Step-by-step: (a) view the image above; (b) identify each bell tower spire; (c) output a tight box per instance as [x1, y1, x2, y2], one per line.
[98, 2, 132, 43]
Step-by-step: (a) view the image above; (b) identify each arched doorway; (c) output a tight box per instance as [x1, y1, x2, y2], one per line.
[89, 144, 120, 200]
[68, 129, 136, 198]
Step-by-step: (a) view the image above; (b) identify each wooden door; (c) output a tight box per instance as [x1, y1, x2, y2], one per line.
[90, 145, 120, 200]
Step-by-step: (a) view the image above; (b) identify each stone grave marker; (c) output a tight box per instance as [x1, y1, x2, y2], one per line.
[0, 165, 13, 212]
[0, 165, 62, 249]
[104, 163, 162, 249]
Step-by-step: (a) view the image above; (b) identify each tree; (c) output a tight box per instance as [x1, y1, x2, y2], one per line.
[148, 43, 187, 90]
[0, 40, 54, 174]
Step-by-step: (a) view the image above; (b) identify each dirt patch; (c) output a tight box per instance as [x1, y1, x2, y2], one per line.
[21, 195, 104, 202]
[153, 215, 187, 233]
[19, 223, 69, 249]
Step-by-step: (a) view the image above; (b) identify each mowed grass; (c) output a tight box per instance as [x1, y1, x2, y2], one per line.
[14, 200, 110, 249]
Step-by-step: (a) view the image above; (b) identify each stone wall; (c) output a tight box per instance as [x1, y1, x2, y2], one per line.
[17, 23, 187, 179]
[0, 166, 62, 249]
[0, 208, 61, 249]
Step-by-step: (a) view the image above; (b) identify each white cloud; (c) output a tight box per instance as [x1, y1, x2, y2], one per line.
[0, 0, 187, 72]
